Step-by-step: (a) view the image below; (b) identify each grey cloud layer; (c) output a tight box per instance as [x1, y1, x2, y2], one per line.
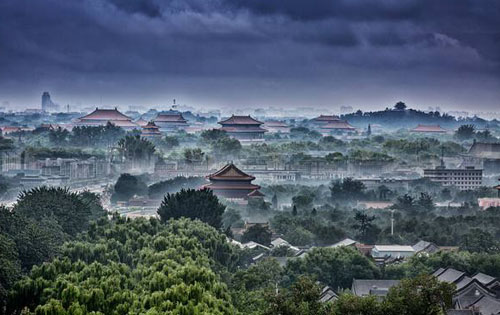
[0, 0, 499, 109]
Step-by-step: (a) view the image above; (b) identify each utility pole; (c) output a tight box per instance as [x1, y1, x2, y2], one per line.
[391, 209, 395, 236]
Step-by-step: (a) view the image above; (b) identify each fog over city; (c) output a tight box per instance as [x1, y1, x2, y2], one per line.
[2, 1, 500, 315]
[1, 0, 500, 110]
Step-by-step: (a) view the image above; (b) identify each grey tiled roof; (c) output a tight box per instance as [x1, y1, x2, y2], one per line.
[352, 279, 400, 297]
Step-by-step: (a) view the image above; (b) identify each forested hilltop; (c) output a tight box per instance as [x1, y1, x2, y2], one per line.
[342, 102, 498, 130]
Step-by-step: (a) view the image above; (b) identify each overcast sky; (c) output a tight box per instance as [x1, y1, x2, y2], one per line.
[1, 0, 499, 112]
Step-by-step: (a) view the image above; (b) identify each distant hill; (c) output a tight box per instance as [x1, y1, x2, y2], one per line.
[341, 108, 493, 130]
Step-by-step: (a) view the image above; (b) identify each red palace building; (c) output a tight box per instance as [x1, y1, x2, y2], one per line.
[218, 115, 267, 142]
[77, 107, 138, 130]
[154, 112, 189, 131]
[141, 121, 162, 138]
[202, 163, 262, 200]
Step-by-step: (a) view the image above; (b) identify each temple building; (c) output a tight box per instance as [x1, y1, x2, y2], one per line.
[263, 120, 291, 134]
[311, 115, 341, 126]
[410, 124, 447, 133]
[141, 121, 162, 138]
[218, 115, 266, 142]
[202, 163, 262, 200]
[76, 107, 138, 130]
[320, 120, 357, 135]
[153, 111, 189, 131]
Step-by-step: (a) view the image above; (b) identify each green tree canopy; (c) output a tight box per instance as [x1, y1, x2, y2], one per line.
[7, 217, 238, 314]
[157, 188, 225, 229]
[13, 186, 103, 237]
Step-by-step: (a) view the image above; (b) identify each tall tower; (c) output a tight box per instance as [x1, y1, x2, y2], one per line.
[41, 92, 51, 112]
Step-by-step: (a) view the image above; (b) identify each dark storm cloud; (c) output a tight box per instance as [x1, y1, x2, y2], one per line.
[0, 0, 499, 109]
[107, 0, 161, 17]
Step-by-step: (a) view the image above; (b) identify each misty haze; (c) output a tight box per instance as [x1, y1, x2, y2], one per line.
[1, 1, 500, 315]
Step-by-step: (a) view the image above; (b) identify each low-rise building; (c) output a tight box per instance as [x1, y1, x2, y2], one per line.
[351, 279, 400, 298]
[410, 124, 447, 133]
[424, 165, 483, 190]
[371, 245, 415, 259]
[218, 115, 267, 142]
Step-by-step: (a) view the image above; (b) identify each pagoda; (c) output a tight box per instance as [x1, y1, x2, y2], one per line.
[77, 107, 138, 130]
[141, 121, 162, 138]
[202, 163, 262, 199]
[218, 115, 266, 142]
[154, 111, 189, 131]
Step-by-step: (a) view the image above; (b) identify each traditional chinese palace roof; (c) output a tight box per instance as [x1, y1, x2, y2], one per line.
[134, 118, 148, 127]
[219, 115, 264, 125]
[202, 163, 262, 199]
[207, 163, 256, 181]
[410, 124, 447, 133]
[312, 115, 341, 122]
[141, 121, 161, 136]
[467, 142, 500, 159]
[77, 108, 138, 128]
[247, 189, 265, 197]
[154, 112, 188, 123]
[321, 120, 356, 130]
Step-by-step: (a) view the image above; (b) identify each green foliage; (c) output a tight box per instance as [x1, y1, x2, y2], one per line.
[0, 234, 21, 308]
[460, 228, 500, 253]
[201, 129, 229, 142]
[232, 258, 282, 291]
[271, 212, 346, 245]
[455, 124, 475, 140]
[163, 135, 180, 148]
[0, 136, 14, 151]
[71, 122, 126, 147]
[332, 275, 454, 315]
[383, 275, 454, 315]
[286, 246, 380, 289]
[352, 210, 378, 243]
[183, 148, 205, 164]
[7, 217, 238, 314]
[212, 137, 242, 156]
[14, 186, 103, 237]
[242, 224, 272, 246]
[117, 135, 156, 162]
[48, 127, 70, 145]
[290, 127, 322, 140]
[148, 176, 206, 199]
[292, 193, 314, 210]
[394, 101, 407, 111]
[386, 251, 500, 279]
[111, 173, 148, 203]
[264, 276, 330, 315]
[23, 147, 99, 159]
[284, 227, 314, 246]
[330, 177, 366, 201]
[157, 188, 225, 229]
[348, 149, 394, 162]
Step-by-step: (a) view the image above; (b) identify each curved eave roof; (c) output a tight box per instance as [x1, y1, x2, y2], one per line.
[218, 115, 264, 125]
[79, 108, 132, 121]
[207, 163, 256, 180]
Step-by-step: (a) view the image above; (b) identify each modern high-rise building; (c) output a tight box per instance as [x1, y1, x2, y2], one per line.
[41, 92, 59, 112]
